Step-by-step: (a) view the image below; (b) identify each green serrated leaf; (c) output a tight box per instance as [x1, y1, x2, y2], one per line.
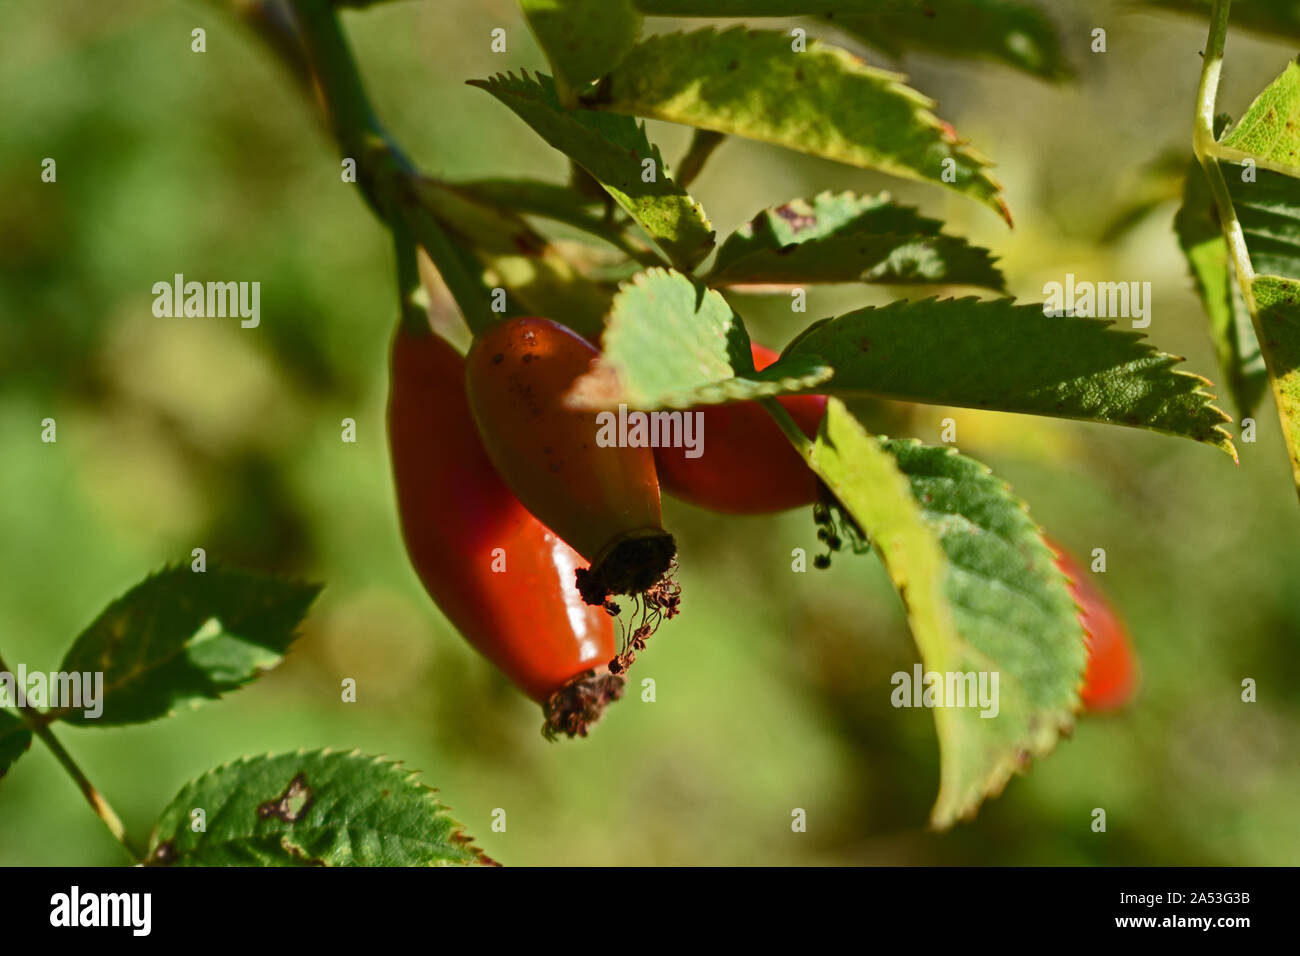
[566, 268, 832, 409]
[831, 0, 1072, 82]
[1227, 163, 1300, 278]
[1206, 60, 1300, 501]
[1251, 274, 1300, 478]
[807, 402, 1083, 827]
[590, 27, 1011, 224]
[1221, 59, 1300, 173]
[778, 296, 1237, 456]
[147, 750, 493, 866]
[1176, 158, 1268, 419]
[468, 72, 715, 270]
[885, 436, 1085, 826]
[0, 710, 31, 779]
[1143, 0, 1300, 45]
[708, 190, 1004, 289]
[521, 0, 642, 105]
[56, 564, 320, 727]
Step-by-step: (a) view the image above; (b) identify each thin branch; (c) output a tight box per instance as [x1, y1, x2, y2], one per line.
[391, 213, 428, 336]
[1193, 0, 1254, 308]
[759, 396, 815, 462]
[1192, 0, 1300, 502]
[287, 0, 495, 332]
[0, 652, 143, 862]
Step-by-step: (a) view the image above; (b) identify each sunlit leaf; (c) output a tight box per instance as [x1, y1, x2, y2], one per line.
[805, 402, 1082, 827]
[589, 27, 1011, 223]
[1250, 274, 1300, 482]
[1220, 59, 1300, 173]
[567, 268, 832, 410]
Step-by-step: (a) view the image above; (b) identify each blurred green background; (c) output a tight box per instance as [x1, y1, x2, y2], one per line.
[2, 0, 1298, 866]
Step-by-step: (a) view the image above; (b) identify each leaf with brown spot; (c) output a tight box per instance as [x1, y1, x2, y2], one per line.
[148, 750, 494, 867]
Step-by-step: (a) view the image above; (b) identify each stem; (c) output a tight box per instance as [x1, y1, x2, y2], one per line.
[1193, 0, 1255, 309]
[1192, 0, 1300, 501]
[1192, 0, 1231, 157]
[759, 396, 815, 462]
[0, 652, 143, 862]
[402, 201, 496, 334]
[288, 0, 494, 332]
[291, 0, 416, 226]
[391, 214, 428, 336]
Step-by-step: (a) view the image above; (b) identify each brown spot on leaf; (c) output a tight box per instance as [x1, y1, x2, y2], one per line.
[258, 772, 314, 824]
[775, 204, 817, 231]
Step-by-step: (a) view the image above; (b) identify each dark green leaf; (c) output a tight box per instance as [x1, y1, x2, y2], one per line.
[147, 750, 493, 866]
[57, 564, 320, 727]
[779, 297, 1236, 456]
[591, 27, 1011, 223]
[0, 711, 31, 779]
[707, 190, 1004, 289]
[1176, 158, 1267, 419]
[831, 0, 1072, 82]
[1226, 162, 1300, 279]
[468, 72, 715, 270]
[1205, 59, 1300, 501]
